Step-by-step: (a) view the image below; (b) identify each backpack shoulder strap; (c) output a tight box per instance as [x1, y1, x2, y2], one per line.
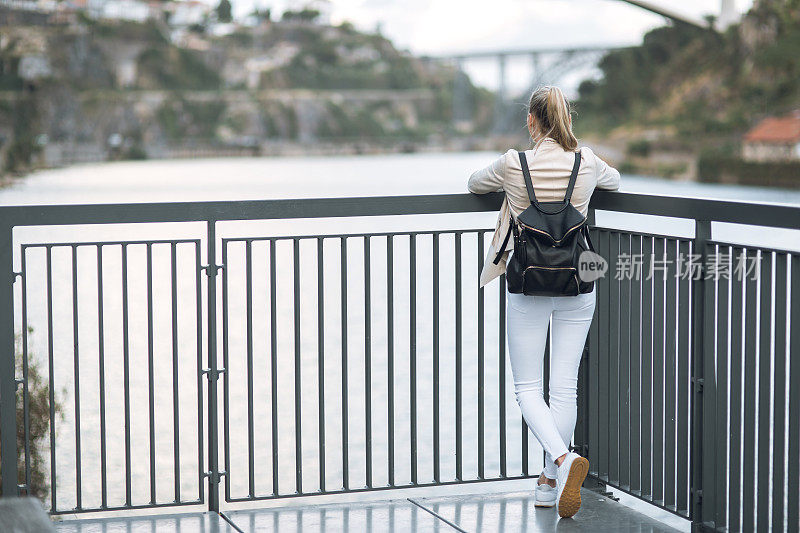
[492, 215, 515, 265]
[517, 150, 538, 204]
[563, 150, 581, 203]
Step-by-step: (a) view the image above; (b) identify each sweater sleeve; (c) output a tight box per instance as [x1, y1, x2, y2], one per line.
[593, 151, 621, 191]
[468, 151, 507, 194]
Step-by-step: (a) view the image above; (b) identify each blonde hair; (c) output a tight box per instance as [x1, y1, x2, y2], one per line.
[527, 86, 579, 152]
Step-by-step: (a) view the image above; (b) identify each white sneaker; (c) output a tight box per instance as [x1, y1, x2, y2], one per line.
[555, 452, 590, 518]
[534, 476, 556, 508]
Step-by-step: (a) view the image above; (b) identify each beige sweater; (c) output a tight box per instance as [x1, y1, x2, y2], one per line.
[468, 138, 621, 287]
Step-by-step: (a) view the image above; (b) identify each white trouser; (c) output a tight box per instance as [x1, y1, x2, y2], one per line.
[506, 284, 596, 479]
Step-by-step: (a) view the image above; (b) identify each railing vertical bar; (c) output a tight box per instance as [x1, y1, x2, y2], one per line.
[477, 232, 485, 480]
[70, 245, 83, 509]
[727, 246, 744, 533]
[221, 241, 230, 501]
[664, 239, 677, 509]
[170, 243, 181, 503]
[756, 251, 773, 532]
[292, 238, 302, 494]
[409, 234, 418, 485]
[46, 246, 57, 510]
[652, 237, 665, 505]
[20, 248, 31, 495]
[587, 226, 600, 475]
[714, 245, 730, 528]
[712, 246, 730, 527]
[788, 253, 800, 533]
[121, 244, 132, 507]
[608, 231, 620, 485]
[597, 229, 610, 481]
[771, 253, 788, 533]
[432, 233, 440, 484]
[537, 330, 549, 476]
[387, 235, 395, 487]
[340, 236, 349, 491]
[146, 243, 156, 505]
[619, 233, 631, 490]
[455, 232, 463, 482]
[699, 232, 717, 528]
[676, 239, 691, 515]
[246, 240, 255, 498]
[499, 273, 507, 478]
[363, 236, 373, 488]
[317, 238, 326, 493]
[629, 234, 642, 495]
[0, 224, 16, 499]
[194, 242, 204, 503]
[575, 324, 590, 469]
[741, 248, 758, 532]
[269, 239, 279, 497]
[205, 220, 221, 512]
[641, 235, 653, 499]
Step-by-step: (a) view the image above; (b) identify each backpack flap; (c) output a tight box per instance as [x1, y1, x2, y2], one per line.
[516, 203, 586, 245]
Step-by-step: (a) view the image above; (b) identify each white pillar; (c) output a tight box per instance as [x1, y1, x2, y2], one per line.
[717, 0, 738, 30]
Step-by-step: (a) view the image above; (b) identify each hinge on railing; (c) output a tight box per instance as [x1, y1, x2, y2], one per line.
[203, 470, 227, 484]
[692, 377, 704, 394]
[200, 264, 224, 277]
[692, 488, 703, 506]
[201, 367, 226, 381]
[573, 443, 589, 457]
[15, 378, 24, 390]
[12, 271, 22, 283]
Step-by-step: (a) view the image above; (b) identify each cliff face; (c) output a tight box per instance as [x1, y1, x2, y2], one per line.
[0, 14, 494, 173]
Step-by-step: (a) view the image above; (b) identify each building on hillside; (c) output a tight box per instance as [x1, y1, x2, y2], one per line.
[167, 0, 210, 27]
[742, 111, 800, 162]
[96, 0, 152, 22]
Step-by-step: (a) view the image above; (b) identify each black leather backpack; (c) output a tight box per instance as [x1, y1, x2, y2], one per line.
[493, 149, 595, 297]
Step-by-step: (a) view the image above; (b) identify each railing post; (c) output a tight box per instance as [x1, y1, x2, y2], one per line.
[204, 220, 222, 512]
[690, 219, 714, 532]
[574, 340, 590, 458]
[574, 208, 595, 460]
[0, 221, 17, 498]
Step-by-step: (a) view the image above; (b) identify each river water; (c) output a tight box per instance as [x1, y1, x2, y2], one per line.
[4, 152, 799, 514]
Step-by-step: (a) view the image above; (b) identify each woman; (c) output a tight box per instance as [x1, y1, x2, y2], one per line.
[468, 86, 620, 518]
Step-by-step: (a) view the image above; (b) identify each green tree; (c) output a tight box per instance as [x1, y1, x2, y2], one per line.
[0, 329, 62, 502]
[216, 0, 232, 23]
[282, 8, 320, 22]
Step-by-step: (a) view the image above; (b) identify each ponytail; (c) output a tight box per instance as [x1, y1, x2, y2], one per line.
[527, 86, 579, 152]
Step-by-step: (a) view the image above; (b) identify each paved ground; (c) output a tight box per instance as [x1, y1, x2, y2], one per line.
[54, 489, 684, 532]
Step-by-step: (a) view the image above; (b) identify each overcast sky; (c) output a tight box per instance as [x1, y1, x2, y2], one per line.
[228, 0, 754, 52]
[219, 0, 755, 92]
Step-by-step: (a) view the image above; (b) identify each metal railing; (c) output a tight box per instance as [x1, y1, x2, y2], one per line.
[0, 190, 798, 532]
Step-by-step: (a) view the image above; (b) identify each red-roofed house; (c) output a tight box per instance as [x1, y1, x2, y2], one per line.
[742, 111, 800, 162]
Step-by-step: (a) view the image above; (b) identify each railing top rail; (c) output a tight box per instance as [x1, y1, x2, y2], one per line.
[0, 190, 797, 230]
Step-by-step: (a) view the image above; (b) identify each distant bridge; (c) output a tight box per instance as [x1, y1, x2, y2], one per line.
[426, 0, 736, 135]
[426, 44, 630, 134]
[432, 44, 631, 62]
[617, 0, 711, 28]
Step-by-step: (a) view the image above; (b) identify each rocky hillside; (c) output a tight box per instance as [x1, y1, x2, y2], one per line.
[575, 0, 800, 174]
[0, 12, 494, 173]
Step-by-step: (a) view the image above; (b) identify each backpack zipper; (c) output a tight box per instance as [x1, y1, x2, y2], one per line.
[518, 220, 584, 244]
[522, 265, 581, 293]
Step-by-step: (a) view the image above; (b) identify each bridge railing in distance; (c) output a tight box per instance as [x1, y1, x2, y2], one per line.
[0, 191, 797, 533]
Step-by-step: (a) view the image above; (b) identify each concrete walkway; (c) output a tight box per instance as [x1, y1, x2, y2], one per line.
[54, 489, 684, 532]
